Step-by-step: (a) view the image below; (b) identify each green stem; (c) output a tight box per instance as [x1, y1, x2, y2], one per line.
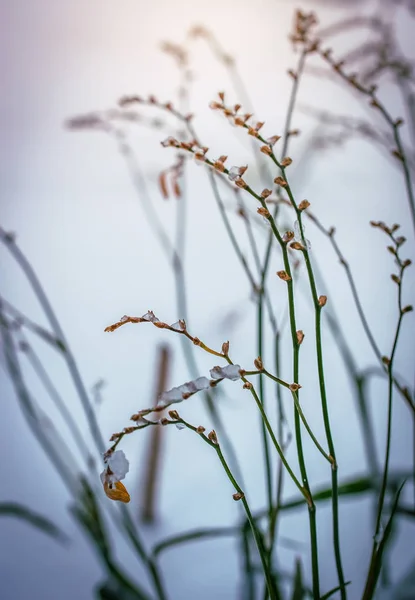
[363, 258, 405, 599]
[277, 178, 346, 597]
[257, 300, 274, 530]
[178, 418, 276, 599]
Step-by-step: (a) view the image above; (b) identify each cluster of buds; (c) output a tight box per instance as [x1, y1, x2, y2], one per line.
[119, 94, 194, 126]
[290, 10, 318, 47]
[160, 41, 188, 67]
[370, 220, 401, 235]
[105, 311, 187, 334]
[210, 92, 273, 139]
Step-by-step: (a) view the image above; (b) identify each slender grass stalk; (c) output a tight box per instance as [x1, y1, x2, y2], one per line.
[279, 183, 346, 598]
[169, 417, 276, 599]
[316, 46, 415, 238]
[362, 235, 409, 599]
[0, 227, 106, 455]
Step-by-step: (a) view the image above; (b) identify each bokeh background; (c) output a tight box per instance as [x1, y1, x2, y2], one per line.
[1, 0, 415, 598]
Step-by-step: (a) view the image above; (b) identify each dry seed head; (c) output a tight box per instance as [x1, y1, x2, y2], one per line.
[222, 340, 230, 355]
[318, 295, 327, 307]
[131, 412, 144, 421]
[299, 200, 310, 211]
[110, 432, 122, 442]
[213, 160, 226, 172]
[123, 427, 136, 435]
[402, 305, 413, 314]
[387, 246, 396, 255]
[260, 145, 272, 155]
[196, 425, 206, 434]
[257, 207, 270, 218]
[277, 270, 292, 282]
[261, 189, 272, 199]
[281, 157, 293, 167]
[290, 241, 305, 251]
[283, 230, 295, 243]
[255, 122, 265, 131]
[267, 135, 281, 146]
[208, 430, 218, 444]
[403, 259, 412, 268]
[233, 492, 245, 501]
[289, 383, 302, 392]
[274, 176, 288, 187]
[168, 410, 180, 420]
[193, 336, 201, 346]
[243, 381, 253, 390]
[210, 101, 222, 110]
[160, 418, 170, 426]
[247, 127, 259, 137]
[119, 95, 143, 106]
[288, 69, 297, 80]
[296, 330, 305, 344]
[396, 236, 406, 246]
[391, 274, 401, 284]
[234, 117, 246, 127]
[382, 356, 391, 366]
[161, 136, 179, 148]
[254, 356, 264, 371]
[235, 177, 248, 189]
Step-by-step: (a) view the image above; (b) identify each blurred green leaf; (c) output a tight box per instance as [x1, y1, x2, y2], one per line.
[279, 471, 413, 512]
[320, 581, 351, 600]
[291, 557, 305, 600]
[0, 502, 69, 544]
[362, 481, 406, 599]
[96, 580, 147, 600]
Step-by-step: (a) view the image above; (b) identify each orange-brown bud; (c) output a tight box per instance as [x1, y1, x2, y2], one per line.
[299, 200, 310, 211]
[274, 176, 288, 187]
[277, 270, 291, 281]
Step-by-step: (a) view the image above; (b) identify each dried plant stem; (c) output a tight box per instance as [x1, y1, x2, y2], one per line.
[317, 48, 415, 237]
[141, 345, 171, 522]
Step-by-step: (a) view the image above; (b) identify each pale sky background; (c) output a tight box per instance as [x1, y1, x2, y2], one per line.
[1, 0, 415, 599]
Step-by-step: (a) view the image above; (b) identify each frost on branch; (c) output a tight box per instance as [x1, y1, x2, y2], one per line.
[210, 364, 242, 381]
[155, 365, 242, 409]
[158, 376, 211, 406]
